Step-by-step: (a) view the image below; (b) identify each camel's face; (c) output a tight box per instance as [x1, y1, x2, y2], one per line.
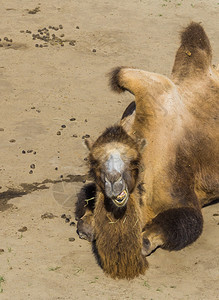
[89, 141, 140, 208]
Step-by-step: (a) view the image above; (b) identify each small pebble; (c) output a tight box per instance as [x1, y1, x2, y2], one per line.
[0, 128, 4, 131]
[55, 167, 58, 171]
[41, 212, 57, 219]
[68, 237, 75, 242]
[9, 139, 16, 143]
[69, 40, 76, 46]
[22, 150, 26, 154]
[92, 49, 96, 53]
[60, 33, 64, 37]
[82, 134, 90, 139]
[82, 179, 86, 183]
[70, 117, 76, 121]
[84, 157, 88, 161]
[18, 226, 27, 232]
[27, 150, 33, 153]
[30, 164, 35, 169]
[72, 134, 78, 138]
[60, 175, 63, 178]
[70, 222, 76, 226]
[35, 44, 39, 47]
[76, 26, 80, 29]
[59, 25, 63, 29]
[33, 151, 37, 155]
[65, 218, 70, 223]
[85, 119, 88, 122]
[20, 30, 25, 33]
[61, 214, 66, 219]
[29, 170, 33, 174]
[31, 106, 36, 109]
[57, 131, 61, 135]
[61, 125, 66, 128]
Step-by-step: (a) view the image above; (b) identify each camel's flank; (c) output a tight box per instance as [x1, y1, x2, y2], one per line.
[75, 22, 219, 279]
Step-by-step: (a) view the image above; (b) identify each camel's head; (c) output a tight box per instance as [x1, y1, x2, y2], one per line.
[86, 126, 142, 209]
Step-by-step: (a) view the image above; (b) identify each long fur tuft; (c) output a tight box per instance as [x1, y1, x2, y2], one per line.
[109, 66, 131, 93]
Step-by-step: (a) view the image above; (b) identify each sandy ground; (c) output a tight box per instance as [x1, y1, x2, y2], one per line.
[0, 1, 218, 299]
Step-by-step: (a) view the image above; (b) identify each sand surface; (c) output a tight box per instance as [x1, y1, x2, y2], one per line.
[0, 1, 218, 299]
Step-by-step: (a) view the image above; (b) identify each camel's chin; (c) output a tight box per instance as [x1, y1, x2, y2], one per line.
[112, 189, 129, 207]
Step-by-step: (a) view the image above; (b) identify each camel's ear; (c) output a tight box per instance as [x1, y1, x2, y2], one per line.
[84, 138, 93, 151]
[137, 138, 147, 152]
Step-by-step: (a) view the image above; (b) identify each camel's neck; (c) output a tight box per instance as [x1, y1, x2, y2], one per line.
[93, 192, 148, 279]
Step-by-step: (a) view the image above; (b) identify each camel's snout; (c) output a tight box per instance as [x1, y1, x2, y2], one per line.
[104, 173, 126, 198]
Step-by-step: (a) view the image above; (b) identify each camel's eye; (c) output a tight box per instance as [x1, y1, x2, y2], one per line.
[90, 158, 98, 167]
[130, 159, 139, 167]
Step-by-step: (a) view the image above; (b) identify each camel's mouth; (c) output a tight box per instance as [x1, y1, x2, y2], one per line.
[112, 189, 129, 207]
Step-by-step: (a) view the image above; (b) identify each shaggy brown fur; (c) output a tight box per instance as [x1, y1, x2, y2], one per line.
[75, 22, 219, 279]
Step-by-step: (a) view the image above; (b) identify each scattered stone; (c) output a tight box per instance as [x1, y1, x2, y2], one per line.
[213, 213, 219, 216]
[70, 222, 76, 226]
[70, 117, 76, 121]
[69, 40, 76, 46]
[55, 167, 58, 171]
[59, 25, 63, 29]
[65, 218, 70, 223]
[35, 44, 39, 47]
[22, 150, 26, 154]
[20, 30, 25, 33]
[72, 134, 78, 138]
[31, 106, 36, 109]
[41, 212, 57, 219]
[27, 150, 33, 153]
[33, 151, 37, 155]
[68, 237, 75, 242]
[57, 131, 61, 135]
[30, 164, 35, 169]
[9, 139, 16, 143]
[92, 49, 96, 53]
[60, 175, 63, 178]
[82, 179, 86, 183]
[85, 119, 88, 122]
[84, 157, 88, 161]
[18, 226, 27, 232]
[0, 128, 4, 131]
[28, 6, 40, 14]
[60, 33, 65, 38]
[76, 26, 80, 29]
[61, 125, 66, 128]
[29, 170, 33, 174]
[61, 214, 66, 219]
[82, 134, 90, 139]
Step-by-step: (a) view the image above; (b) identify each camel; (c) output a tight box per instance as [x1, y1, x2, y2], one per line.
[75, 22, 219, 279]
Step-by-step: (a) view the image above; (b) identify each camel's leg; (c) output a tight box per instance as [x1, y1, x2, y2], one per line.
[75, 182, 96, 242]
[142, 207, 203, 256]
[77, 211, 95, 242]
